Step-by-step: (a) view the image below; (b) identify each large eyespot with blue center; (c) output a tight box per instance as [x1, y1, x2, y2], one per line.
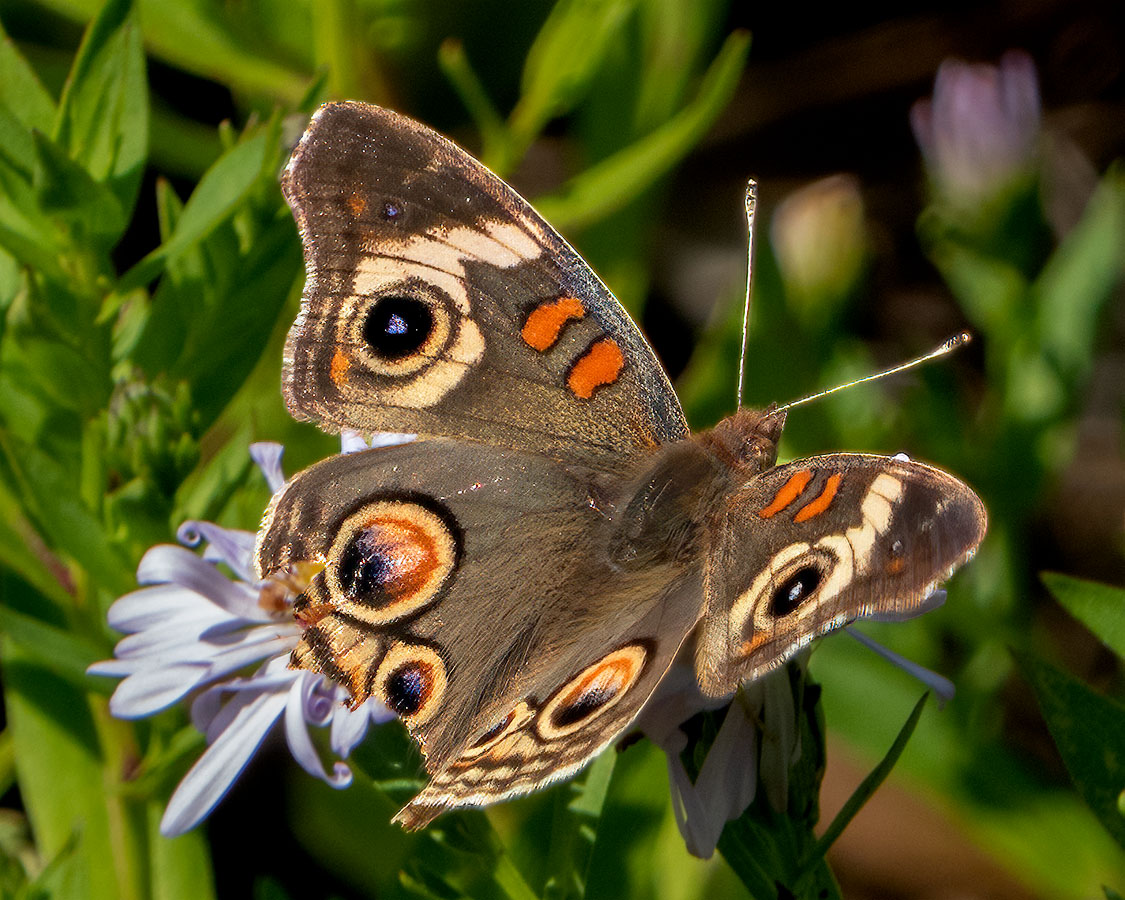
[536, 643, 649, 741]
[350, 283, 455, 378]
[326, 497, 461, 626]
[374, 642, 447, 726]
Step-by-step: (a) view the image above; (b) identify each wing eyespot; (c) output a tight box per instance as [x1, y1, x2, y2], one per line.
[536, 643, 649, 740]
[363, 295, 435, 361]
[769, 565, 823, 617]
[326, 497, 461, 626]
[375, 642, 447, 726]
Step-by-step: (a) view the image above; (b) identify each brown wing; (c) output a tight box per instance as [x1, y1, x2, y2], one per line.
[281, 102, 688, 457]
[256, 440, 703, 826]
[694, 454, 987, 698]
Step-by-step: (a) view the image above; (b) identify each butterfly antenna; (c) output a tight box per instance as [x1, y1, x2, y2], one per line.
[736, 180, 758, 410]
[775, 332, 973, 413]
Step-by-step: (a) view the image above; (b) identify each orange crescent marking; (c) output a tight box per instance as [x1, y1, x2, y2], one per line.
[567, 338, 624, 399]
[347, 192, 366, 216]
[521, 296, 586, 351]
[794, 473, 843, 523]
[758, 469, 813, 519]
[330, 349, 351, 387]
[739, 630, 770, 657]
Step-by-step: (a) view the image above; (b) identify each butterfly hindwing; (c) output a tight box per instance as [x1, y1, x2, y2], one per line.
[694, 454, 987, 697]
[256, 440, 703, 824]
[281, 102, 688, 456]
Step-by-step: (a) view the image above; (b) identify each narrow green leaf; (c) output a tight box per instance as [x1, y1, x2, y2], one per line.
[119, 132, 269, 291]
[438, 38, 509, 172]
[32, 129, 127, 249]
[534, 29, 751, 230]
[148, 805, 217, 900]
[0, 19, 56, 132]
[54, 0, 149, 216]
[812, 692, 929, 859]
[1016, 651, 1125, 849]
[0, 599, 105, 691]
[0, 151, 68, 278]
[2, 641, 125, 898]
[543, 752, 616, 900]
[0, 432, 132, 596]
[1033, 166, 1125, 378]
[1043, 573, 1125, 660]
[511, 0, 639, 161]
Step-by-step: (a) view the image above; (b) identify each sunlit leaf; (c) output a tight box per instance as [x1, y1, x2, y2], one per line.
[1043, 573, 1125, 660]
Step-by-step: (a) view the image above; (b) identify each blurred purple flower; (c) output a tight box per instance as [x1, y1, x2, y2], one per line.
[89, 442, 397, 836]
[911, 50, 1041, 207]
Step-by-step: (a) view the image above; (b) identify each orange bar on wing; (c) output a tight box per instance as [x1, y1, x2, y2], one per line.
[567, 338, 624, 399]
[521, 295, 586, 351]
[330, 348, 351, 386]
[794, 473, 842, 523]
[758, 469, 813, 518]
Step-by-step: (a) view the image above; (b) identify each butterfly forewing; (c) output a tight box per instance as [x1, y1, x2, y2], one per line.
[282, 102, 688, 456]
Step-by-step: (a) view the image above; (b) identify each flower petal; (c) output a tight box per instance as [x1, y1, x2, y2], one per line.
[136, 545, 262, 619]
[249, 442, 286, 493]
[847, 628, 956, 704]
[284, 674, 351, 787]
[329, 695, 385, 756]
[109, 663, 212, 718]
[178, 521, 258, 586]
[160, 687, 289, 836]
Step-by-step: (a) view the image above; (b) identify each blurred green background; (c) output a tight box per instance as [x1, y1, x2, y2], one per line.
[0, 0, 1122, 897]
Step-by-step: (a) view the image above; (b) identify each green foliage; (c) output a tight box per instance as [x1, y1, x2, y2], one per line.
[0, 0, 1121, 897]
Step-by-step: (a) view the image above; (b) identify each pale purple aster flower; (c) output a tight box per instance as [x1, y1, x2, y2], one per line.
[89, 440, 402, 836]
[911, 50, 1041, 207]
[641, 590, 954, 858]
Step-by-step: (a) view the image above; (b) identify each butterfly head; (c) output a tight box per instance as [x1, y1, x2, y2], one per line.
[701, 406, 787, 478]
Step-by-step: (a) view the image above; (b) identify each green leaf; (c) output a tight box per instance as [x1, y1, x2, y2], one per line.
[1016, 650, 1125, 849]
[0, 432, 132, 596]
[534, 29, 751, 230]
[0, 19, 56, 132]
[812, 692, 929, 859]
[119, 131, 269, 291]
[542, 751, 616, 900]
[507, 0, 640, 170]
[32, 129, 127, 250]
[54, 0, 149, 217]
[1033, 166, 1125, 379]
[1043, 573, 1125, 660]
[0, 597, 105, 692]
[148, 805, 217, 900]
[1, 640, 130, 898]
[0, 150, 69, 280]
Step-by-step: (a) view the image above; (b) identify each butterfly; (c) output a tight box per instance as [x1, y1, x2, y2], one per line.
[255, 102, 987, 830]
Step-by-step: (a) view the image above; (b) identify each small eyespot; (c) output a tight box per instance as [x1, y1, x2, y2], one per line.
[770, 566, 821, 617]
[363, 295, 434, 361]
[375, 642, 447, 726]
[382, 200, 402, 221]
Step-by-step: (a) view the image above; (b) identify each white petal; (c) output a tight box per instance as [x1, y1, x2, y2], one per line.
[285, 674, 351, 787]
[109, 663, 211, 718]
[847, 628, 956, 704]
[136, 546, 261, 618]
[159, 688, 288, 836]
[179, 522, 257, 586]
[329, 696, 376, 756]
[107, 584, 233, 633]
[249, 442, 286, 492]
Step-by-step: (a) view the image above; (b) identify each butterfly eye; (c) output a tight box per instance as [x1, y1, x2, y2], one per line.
[770, 565, 822, 617]
[363, 295, 435, 361]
